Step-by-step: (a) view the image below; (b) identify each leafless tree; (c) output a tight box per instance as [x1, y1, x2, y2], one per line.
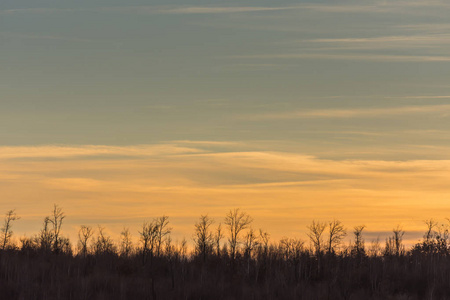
[352, 225, 366, 256]
[259, 229, 270, 255]
[77, 225, 94, 257]
[156, 215, 172, 257]
[327, 219, 346, 254]
[368, 238, 382, 257]
[59, 236, 72, 255]
[140, 220, 159, 264]
[1, 210, 20, 250]
[280, 237, 304, 260]
[424, 219, 438, 242]
[214, 223, 224, 256]
[307, 220, 326, 255]
[94, 226, 115, 255]
[165, 236, 174, 258]
[392, 225, 405, 256]
[224, 208, 253, 260]
[244, 228, 259, 258]
[193, 215, 214, 261]
[243, 228, 259, 275]
[120, 227, 133, 257]
[180, 238, 188, 259]
[49, 204, 65, 253]
[39, 217, 54, 252]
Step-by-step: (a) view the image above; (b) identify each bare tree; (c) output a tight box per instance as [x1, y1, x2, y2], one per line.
[78, 225, 94, 257]
[259, 229, 270, 255]
[352, 225, 366, 256]
[243, 228, 259, 258]
[224, 208, 253, 260]
[165, 236, 174, 257]
[120, 227, 133, 257]
[193, 215, 214, 261]
[38, 217, 54, 252]
[368, 238, 381, 257]
[180, 237, 188, 259]
[424, 219, 438, 242]
[156, 215, 172, 257]
[1, 210, 20, 250]
[59, 236, 72, 255]
[280, 237, 304, 260]
[327, 219, 346, 254]
[140, 220, 159, 264]
[214, 223, 224, 256]
[243, 228, 259, 275]
[307, 220, 326, 255]
[49, 204, 65, 253]
[392, 225, 405, 256]
[94, 226, 115, 255]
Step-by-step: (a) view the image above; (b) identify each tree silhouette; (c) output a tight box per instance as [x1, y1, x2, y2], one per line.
[4, 205, 450, 299]
[259, 229, 270, 255]
[424, 219, 438, 242]
[1, 209, 20, 250]
[214, 223, 224, 256]
[155, 215, 171, 257]
[352, 225, 366, 256]
[120, 227, 133, 257]
[327, 219, 346, 254]
[244, 228, 258, 256]
[49, 204, 65, 253]
[307, 220, 326, 255]
[224, 208, 252, 260]
[38, 216, 54, 252]
[94, 226, 115, 255]
[77, 225, 93, 257]
[193, 215, 214, 261]
[392, 225, 405, 256]
[180, 237, 188, 259]
[139, 220, 158, 264]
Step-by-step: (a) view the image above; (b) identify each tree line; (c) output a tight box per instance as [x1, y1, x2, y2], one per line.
[1, 205, 450, 299]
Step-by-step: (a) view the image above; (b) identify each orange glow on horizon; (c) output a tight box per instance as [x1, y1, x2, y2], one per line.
[1, 143, 449, 247]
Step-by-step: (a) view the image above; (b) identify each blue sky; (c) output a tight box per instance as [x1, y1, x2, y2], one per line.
[2, 0, 450, 157]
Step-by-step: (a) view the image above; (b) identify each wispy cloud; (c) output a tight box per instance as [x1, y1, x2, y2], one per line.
[397, 24, 450, 34]
[231, 53, 450, 62]
[0, 7, 74, 14]
[303, 34, 450, 50]
[0, 32, 97, 43]
[385, 95, 450, 99]
[3, 1, 450, 17]
[2, 142, 450, 242]
[148, 6, 294, 15]
[0, 5, 295, 16]
[299, 1, 450, 13]
[310, 35, 447, 43]
[0, 144, 204, 160]
[246, 104, 450, 120]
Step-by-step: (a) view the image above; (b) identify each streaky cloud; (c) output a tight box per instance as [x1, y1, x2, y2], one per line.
[0, 6, 296, 15]
[0, 144, 204, 160]
[149, 6, 295, 15]
[245, 104, 450, 120]
[230, 53, 450, 62]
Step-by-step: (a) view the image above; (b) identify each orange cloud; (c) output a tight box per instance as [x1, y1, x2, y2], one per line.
[0, 143, 447, 246]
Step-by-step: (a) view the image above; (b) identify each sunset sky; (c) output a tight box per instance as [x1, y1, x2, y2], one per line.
[2, 0, 450, 246]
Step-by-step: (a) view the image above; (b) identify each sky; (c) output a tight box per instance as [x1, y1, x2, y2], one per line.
[2, 0, 450, 247]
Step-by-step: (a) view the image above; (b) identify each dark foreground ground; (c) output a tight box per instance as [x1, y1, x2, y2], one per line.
[1, 245, 449, 300]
